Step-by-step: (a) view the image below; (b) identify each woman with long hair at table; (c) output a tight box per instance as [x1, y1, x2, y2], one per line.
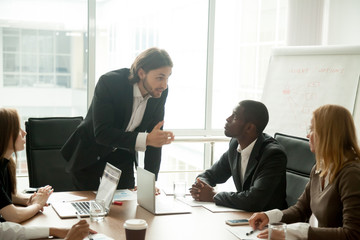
[0, 108, 95, 239]
[0, 108, 52, 223]
[249, 104, 360, 240]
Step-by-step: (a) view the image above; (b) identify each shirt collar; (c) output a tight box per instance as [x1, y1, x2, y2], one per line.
[134, 83, 151, 101]
[237, 138, 257, 157]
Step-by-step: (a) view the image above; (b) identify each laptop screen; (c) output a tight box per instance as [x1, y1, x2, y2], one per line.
[96, 163, 122, 212]
[137, 167, 156, 212]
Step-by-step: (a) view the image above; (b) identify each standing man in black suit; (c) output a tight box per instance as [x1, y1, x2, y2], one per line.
[61, 47, 175, 190]
[190, 100, 287, 211]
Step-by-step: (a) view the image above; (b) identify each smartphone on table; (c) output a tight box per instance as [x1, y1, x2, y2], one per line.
[225, 219, 249, 226]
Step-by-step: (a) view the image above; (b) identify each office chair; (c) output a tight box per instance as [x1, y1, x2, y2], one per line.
[274, 132, 316, 207]
[25, 116, 83, 191]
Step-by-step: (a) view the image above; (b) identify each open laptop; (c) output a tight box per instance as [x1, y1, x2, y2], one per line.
[137, 167, 191, 215]
[52, 162, 122, 218]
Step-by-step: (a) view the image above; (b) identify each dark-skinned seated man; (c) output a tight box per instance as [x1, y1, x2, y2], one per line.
[190, 100, 288, 212]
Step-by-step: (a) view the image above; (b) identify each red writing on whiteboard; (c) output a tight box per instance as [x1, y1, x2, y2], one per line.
[308, 81, 320, 87]
[290, 68, 309, 74]
[283, 88, 291, 95]
[318, 68, 344, 73]
[305, 93, 316, 100]
[301, 106, 312, 114]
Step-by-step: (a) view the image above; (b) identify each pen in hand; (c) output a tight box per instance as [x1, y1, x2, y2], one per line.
[75, 212, 94, 240]
[247, 222, 268, 236]
[246, 220, 262, 236]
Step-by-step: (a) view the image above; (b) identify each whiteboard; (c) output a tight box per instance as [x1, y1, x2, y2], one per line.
[262, 45, 360, 138]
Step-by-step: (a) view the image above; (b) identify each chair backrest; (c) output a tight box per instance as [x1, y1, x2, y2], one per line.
[25, 117, 83, 191]
[274, 132, 316, 207]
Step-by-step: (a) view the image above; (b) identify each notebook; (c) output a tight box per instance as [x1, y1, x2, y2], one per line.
[136, 167, 191, 215]
[52, 162, 122, 218]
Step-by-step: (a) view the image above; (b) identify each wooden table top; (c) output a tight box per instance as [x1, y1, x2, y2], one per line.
[22, 191, 253, 240]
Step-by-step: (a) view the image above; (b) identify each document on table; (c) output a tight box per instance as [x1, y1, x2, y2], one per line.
[226, 226, 261, 240]
[48, 193, 87, 203]
[112, 189, 137, 201]
[161, 187, 191, 196]
[201, 202, 244, 212]
[177, 196, 204, 207]
[178, 197, 244, 212]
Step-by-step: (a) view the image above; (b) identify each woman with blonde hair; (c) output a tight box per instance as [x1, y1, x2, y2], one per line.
[249, 104, 360, 239]
[0, 108, 94, 239]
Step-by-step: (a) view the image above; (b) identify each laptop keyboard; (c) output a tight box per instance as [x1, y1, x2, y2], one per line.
[71, 201, 90, 215]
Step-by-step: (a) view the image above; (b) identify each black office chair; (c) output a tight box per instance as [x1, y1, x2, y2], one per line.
[274, 132, 316, 207]
[25, 117, 83, 191]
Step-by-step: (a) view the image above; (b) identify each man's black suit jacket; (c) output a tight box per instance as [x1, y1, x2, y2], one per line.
[61, 68, 167, 183]
[197, 134, 288, 212]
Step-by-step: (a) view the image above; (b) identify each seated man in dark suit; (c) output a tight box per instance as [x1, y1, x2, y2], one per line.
[190, 100, 287, 211]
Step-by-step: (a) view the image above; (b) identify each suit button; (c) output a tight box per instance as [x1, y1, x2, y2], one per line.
[97, 156, 100, 160]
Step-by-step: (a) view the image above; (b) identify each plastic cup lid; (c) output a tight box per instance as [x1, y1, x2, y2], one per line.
[123, 219, 148, 230]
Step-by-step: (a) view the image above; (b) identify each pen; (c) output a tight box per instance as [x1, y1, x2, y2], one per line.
[247, 223, 267, 236]
[113, 201, 123, 206]
[246, 230, 255, 236]
[75, 211, 81, 220]
[77, 212, 94, 240]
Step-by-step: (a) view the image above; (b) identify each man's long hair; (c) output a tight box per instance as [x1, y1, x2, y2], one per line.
[128, 47, 173, 84]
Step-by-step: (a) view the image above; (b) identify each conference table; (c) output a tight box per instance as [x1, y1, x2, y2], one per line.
[22, 191, 253, 240]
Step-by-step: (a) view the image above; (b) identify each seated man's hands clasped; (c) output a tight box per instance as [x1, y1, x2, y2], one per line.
[189, 178, 216, 202]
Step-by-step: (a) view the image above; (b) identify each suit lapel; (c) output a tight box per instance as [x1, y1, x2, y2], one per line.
[122, 84, 134, 129]
[229, 139, 243, 191]
[142, 98, 156, 125]
[243, 134, 265, 185]
[234, 152, 243, 191]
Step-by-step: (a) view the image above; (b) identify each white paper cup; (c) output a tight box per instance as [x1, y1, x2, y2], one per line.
[123, 219, 148, 240]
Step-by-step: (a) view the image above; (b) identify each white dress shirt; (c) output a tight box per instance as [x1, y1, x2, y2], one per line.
[125, 83, 151, 152]
[237, 139, 257, 183]
[0, 222, 49, 240]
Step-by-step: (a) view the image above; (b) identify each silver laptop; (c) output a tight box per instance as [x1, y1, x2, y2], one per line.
[52, 162, 122, 218]
[137, 167, 191, 215]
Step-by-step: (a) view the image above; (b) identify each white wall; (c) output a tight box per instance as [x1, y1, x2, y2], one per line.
[326, 0, 360, 45]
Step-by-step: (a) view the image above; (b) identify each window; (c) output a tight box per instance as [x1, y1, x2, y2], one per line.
[2, 28, 76, 88]
[96, 0, 209, 130]
[96, 0, 210, 188]
[0, 0, 88, 175]
[95, 0, 288, 189]
[0, 0, 287, 184]
[212, 0, 287, 128]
